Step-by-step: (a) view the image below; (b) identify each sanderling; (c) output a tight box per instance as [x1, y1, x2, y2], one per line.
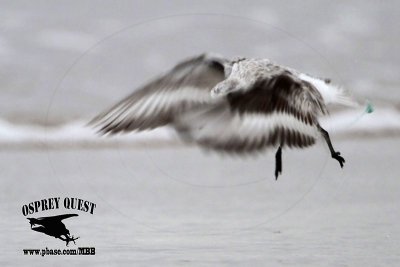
[90, 53, 357, 179]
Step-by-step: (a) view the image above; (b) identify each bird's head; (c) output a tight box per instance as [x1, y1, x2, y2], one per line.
[211, 79, 246, 98]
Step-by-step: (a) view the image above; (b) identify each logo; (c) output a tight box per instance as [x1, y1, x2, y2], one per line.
[21, 197, 97, 256]
[27, 214, 79, 246]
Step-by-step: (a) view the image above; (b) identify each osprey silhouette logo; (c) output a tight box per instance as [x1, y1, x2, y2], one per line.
[22, 197, 96, 247]
[27, 214, 79, 246]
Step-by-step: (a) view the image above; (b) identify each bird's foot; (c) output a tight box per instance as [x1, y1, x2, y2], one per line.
[275, 168, 282, 180]
[331, 151, 345, 168]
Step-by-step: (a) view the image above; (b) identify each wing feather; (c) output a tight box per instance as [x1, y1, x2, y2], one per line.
[180, 71, 326, 154]
[90, 53, 229, 134]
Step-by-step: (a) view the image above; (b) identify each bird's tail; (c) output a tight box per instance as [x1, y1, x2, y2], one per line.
[332, 87, 359, 108]
[299, 73, 359, 108]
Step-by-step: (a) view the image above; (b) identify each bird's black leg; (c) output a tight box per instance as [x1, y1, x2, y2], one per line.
[275, 146, 282, 180]
[317, 124, 345, 168]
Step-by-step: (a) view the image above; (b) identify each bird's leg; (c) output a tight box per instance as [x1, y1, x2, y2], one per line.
[317, 124, 345, 168]
[275, 146, 282, 180]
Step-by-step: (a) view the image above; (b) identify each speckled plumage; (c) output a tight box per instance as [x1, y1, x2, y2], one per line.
[90, 53, 355, 178]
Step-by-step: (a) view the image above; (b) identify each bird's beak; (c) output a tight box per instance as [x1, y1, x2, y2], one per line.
[211, 87, 226, 98]
[211, 79, 243, 98]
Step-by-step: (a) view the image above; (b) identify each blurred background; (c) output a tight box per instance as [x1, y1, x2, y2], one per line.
[1, 0, 399, 143]
[1, 1, 400, 266]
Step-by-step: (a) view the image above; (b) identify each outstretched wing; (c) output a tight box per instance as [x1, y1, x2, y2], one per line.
[228, 71, 327, 122]
[35, 214, 79, 222]
[90, 53, 229, 134]
[187, 71, 327, 154]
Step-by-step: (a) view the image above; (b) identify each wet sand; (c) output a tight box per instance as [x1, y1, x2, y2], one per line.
[1, 137, 399, 266]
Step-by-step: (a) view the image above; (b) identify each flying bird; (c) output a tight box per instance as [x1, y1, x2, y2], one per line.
[90, 53, 357, 179]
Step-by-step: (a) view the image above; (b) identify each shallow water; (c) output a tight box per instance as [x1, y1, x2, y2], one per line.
[1, 137, 399, 266]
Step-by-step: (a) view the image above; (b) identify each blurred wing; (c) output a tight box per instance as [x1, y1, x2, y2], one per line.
[228, 71, 328, 121]
[188, 72, 326, 154]
[90, 54, 229, 134]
